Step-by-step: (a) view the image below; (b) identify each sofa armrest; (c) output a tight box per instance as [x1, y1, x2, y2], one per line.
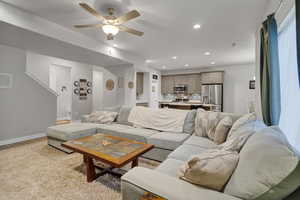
[81, 115, 90, 123]
[121, 167, 241, 200]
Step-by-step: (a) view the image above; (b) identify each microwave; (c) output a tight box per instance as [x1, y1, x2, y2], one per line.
[174, 85, 187, 93]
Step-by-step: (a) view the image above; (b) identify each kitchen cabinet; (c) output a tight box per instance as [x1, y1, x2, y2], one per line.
[161, 76, 174, 94]
[161, 74, 201, 94]
[174, 75, 188, 86]
[136, 72, 144, 96]
[187, 74, 201, 94]
[200, 71, 224, 84]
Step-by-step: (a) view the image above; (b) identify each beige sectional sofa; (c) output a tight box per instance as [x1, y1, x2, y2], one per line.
[47, 107, 199, 161]
[46, 107, 300, 200]
[122, 125, 300, 200]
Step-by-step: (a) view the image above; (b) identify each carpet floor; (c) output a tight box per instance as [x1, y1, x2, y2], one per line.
[0, 138, 159, 200]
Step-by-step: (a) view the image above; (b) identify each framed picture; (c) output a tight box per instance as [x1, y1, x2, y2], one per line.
[152, 74, 158, 80]
[249, 80, 255, 89]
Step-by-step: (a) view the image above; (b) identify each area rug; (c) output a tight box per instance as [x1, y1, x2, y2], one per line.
[0, 138, 159, 200]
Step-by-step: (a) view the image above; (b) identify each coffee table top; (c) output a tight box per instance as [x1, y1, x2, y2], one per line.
[62, 134, 153, 168]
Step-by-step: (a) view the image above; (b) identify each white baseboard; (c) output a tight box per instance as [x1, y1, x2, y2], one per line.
[0, 133, 46, 146]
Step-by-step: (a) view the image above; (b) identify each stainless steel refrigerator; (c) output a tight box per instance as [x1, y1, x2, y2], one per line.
[201, 84, 223, 112]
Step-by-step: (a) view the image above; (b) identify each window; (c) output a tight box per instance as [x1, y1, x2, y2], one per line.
[278, 8, 300, 152]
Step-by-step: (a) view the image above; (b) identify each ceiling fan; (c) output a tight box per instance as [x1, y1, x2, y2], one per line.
[74, 3, 144, 40]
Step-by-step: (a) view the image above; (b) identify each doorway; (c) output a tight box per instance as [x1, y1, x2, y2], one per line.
[49, 64, 72, 120]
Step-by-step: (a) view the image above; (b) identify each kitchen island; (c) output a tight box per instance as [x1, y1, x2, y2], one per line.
[159, 101, 220, 111]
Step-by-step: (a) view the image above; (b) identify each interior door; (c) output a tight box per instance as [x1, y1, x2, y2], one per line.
[50, 65, 72, 120]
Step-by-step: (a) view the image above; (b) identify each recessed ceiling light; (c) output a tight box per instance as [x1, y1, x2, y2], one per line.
[113, 44, 118, 47]
[211, 62, 216, 65]
[172, 56, 177, 59]
[184, 64, 189, 67]
[145, 59, 151, 63]
[193, 24, 201, 29]
[162, 65, 166, 69]
[204, 52, 211, 56]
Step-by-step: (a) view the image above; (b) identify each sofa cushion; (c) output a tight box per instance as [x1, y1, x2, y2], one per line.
[213, 116, 233, 144]
[155, 158, 185, 177]
[194, 110, 219, 137]
[183, 135, 218, 149]
[224, 126, 300, 200]
[183, 110, 197, 134]
[116, 106, 133, 126]
[227, 113, 256, 140]
[178, 150, 239, 191]
[122, 167, 242, 200]
[168, 144, 208, 161]
[147, 132, 190, 150]
[87, 111, 118, 124]
[97, 124, 158, 143]
[194, 109, 241, 138]
[47, 123, 97, 141]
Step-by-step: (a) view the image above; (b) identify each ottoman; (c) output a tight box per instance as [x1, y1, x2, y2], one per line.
[47, 123, 98, 153]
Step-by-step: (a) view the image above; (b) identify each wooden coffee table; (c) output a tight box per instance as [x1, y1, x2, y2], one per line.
[62, 133, 154, 182]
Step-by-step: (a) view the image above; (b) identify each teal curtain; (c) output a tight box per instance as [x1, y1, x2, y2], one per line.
[260, 14, 281, 126]
[296, 0, 300, 87]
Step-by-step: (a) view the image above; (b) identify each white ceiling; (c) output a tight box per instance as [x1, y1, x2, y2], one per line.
[2, 0, 269, 70]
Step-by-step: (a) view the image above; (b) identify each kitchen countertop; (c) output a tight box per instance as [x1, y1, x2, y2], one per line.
[136, 100, 149, 104]
[159, 101, 217, 107]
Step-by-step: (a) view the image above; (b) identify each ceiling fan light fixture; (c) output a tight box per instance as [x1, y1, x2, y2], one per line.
[102, 24, 119, 36]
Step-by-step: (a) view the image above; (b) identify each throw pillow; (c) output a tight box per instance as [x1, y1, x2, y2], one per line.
[194, 109, 219, 137]
[88, 111, 104, 122]
[214, 116, 233, 144]
[183, 110, 197, 134]
[88, 111, 118, 124]
[227, 113, 256, 140]
[116, 106, 133, 126]
[219, 122, 256, 152]
[178, 149, 239, 191]
[95, 111, 118, 124]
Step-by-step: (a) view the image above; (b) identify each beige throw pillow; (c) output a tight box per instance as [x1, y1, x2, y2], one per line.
[227, 113, 256, 140]
[178, 150, 239, 191]
[88, 111, 118, 124]
[214, 117, 233, 144]
[194, 109, 233, 144]
[193, 109, 211, 137]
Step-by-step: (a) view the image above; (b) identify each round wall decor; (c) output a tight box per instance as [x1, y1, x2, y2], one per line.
[87, 81, 92, 87]
[87, 88, 92, 94]
[106, 79, 115, 91]
[74, 81, 79, 87]
[74, 88, 80, 95]
[128, 81, 134, 89]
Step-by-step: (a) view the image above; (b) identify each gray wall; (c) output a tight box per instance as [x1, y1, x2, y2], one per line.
[0, 44, 56, 141]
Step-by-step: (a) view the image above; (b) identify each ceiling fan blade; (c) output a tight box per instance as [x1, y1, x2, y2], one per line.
[79, 3, 106, 21]
[119, 25, 144, 36]
[115, 10, 140, 24]
[74, 24, 103, 28]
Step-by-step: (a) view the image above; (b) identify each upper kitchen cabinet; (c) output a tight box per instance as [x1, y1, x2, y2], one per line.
[174, 75, 188, 86]
[161, 76, 174, 94]
[187, 74, 201, 94]
[200, 71, 224, 84]
[136, 72, 144, 96]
